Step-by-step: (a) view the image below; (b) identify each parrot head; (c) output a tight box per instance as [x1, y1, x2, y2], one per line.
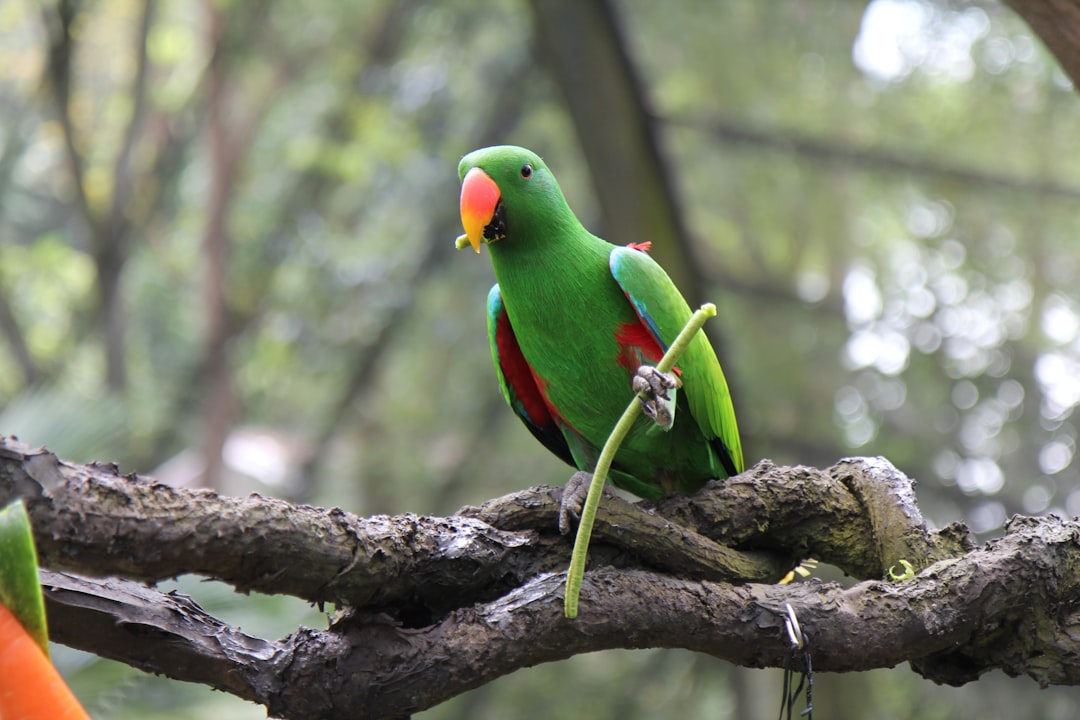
[456, 145, 574, 253]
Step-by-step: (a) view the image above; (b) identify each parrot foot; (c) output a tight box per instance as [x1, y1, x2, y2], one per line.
[632, 365, 680, 429]
[558, 471, 594, 535]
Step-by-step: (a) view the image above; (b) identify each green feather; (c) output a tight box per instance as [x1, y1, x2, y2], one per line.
[460, 145, 743, 498]
[610, 246, 744, 475]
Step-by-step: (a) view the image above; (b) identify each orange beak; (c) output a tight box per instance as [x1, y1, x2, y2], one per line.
[459, 167, 501, 253]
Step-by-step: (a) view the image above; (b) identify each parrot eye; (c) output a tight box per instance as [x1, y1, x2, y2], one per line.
[520, 164, 533, 180]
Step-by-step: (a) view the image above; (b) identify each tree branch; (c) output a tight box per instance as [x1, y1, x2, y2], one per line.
[42, 570, 275, 702]
[2, 437, 1079, 719]
[0, 440, 538, 611]
[106, 0, 155, 240]
[666, 113, 1080, 201]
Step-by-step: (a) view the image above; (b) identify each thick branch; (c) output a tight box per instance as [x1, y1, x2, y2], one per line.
[465, 457, 972, 580]
[0, 437, 970, 608]
[39, 516, 1080, 719]
[0, 439, 538, 611]
[5, 437, 1080, 719]
[42, 570, 274, 702]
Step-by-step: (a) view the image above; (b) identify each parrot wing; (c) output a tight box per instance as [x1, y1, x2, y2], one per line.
[487, 284, 577, 468]
[609, 246, 744, 475]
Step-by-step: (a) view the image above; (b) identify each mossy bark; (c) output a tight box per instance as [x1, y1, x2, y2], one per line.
[3, 436, 1080, 719]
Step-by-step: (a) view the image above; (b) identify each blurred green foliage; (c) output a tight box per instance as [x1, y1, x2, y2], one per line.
[3, 0, 1080, 717]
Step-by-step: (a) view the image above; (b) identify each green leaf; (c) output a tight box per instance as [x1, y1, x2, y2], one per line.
[0, 500, 49, 656]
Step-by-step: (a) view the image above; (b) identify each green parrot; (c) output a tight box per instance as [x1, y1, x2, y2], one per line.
[457, 145, 743, 531]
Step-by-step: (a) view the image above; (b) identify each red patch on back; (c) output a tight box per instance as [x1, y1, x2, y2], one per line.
[615, 320, 665, 371]
[496, 312, 555, 427]
[627, 241, 652, 253]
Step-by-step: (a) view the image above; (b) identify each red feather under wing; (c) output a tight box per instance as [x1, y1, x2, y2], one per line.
[495, 311, 551, 426]
[614, 319, 665, 372]
[492, 305, 577, 468]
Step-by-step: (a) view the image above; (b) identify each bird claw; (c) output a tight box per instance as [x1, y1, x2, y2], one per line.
[558, 471, 593, 535]
[632, 366, 679, 429]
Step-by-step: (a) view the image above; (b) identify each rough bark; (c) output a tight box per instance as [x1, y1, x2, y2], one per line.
[2, 436, 1080, 719]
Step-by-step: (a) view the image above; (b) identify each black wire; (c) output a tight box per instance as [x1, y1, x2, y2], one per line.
[778, 644, 813, 720]
[779, 652, 793, 720]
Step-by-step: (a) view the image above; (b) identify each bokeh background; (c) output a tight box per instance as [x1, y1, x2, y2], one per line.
[3, 0, 1080, 717]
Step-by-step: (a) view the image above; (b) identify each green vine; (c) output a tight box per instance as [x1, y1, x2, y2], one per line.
[564, 303, 718, 618]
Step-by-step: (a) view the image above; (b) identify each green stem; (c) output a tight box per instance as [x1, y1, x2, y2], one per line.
[564, 303, 718, 618]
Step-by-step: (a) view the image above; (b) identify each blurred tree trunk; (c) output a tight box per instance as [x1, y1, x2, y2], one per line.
[0, 124, 37, 385]
[198, 0, 240, 490]
[729, 667, 776, 720]
[42, 0, 125, 391]
[0, 289, 35, 386]
[528, 0, 701, 304]
[40, 0, 157, 392]
[195, 1, 277, 488]
[1005, 0, 1080, 89]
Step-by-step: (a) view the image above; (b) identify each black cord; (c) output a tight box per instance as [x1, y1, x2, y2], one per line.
[778, 637, 813, 719]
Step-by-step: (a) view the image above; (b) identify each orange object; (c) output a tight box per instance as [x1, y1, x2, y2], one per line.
[459, 166, 501, 252]
[0, 602, 90, 720]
